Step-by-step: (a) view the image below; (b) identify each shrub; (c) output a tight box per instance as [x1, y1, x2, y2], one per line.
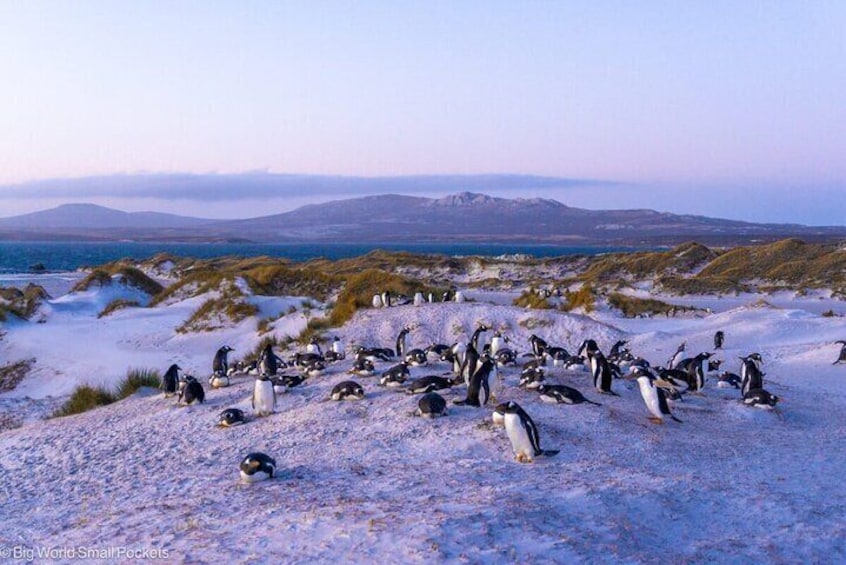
[115, 266, 164, 295]
[513, 289, 552, 309]
[561, 285, 595, 313]
[72, 270, 113, 292]
[608, 292, 677, 317]
[114, 368, 161, 399]
[53, 385, 116, 417]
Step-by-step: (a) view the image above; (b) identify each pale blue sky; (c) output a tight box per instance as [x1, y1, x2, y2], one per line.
[0, 1, 844, 223]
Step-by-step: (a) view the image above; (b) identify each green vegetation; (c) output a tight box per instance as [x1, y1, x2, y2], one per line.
[243, 264, 335, 301]
[608, 292, 686, 317]
[0, 284, 50, 320]
[0, 359, 35, 392]
[177, 291, 260, 333]
[561, 285, 596, 313]
[53, 368, 161, 417]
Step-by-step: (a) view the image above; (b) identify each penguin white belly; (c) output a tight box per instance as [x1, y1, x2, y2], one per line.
[253, 382, 276, 416]
[240, 469, 273, 483]
[637, 379, 662, 420]
[504, 413, 535, 461]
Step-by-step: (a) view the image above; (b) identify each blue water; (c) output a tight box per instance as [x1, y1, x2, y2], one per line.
[0, 241, 640, 274]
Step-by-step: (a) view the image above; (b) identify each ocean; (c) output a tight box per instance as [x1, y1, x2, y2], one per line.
[0, 241, 640, 274]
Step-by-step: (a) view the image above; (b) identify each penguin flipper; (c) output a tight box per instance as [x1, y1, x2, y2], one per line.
[671, 415, 683, 423]
[542, 450, 560, 457]
[586, 399, 603, 406]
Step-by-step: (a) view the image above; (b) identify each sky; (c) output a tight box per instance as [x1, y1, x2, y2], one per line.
[0, 1, 844, 224]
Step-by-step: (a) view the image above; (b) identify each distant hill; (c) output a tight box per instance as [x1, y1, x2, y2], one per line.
[0, 193, 844, 245]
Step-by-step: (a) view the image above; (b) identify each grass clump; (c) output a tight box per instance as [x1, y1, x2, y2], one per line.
[72, 269, 113, 292]
[53, 368, 161, 417]
[326, 269, 431, 328]
[114, 368, 161, 399]
[177, 294, 259, 333]
[0, 284, 51, 320]
[608, 292, 678, 317]
[513, 289, 552, 309]
[53, 385, 116, 417]
[98, 299, 141, 318]
[244, 264, 336, 301]
[561, 285, 596, 313]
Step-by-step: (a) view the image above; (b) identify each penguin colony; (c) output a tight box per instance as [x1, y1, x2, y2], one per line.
[157, 305, 795, 479]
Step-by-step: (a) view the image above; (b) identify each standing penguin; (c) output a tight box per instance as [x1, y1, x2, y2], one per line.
[634, 369, 682, 424]
[668, 341, 686, 369]
[381, 290, 392, 308]
[258, 343, 282, 376]
[470, 324, 490, 352]
[332, 336, 345, 356]
[832, 341, 846, 365]
[252, 374, 277, 417]
[213, 345, 234, 376]
[161, 364, 181, 397]
[714, 331, 725, 350]
[494, 401, 560, 463]
[589, 351, 618, 396]
[306, 336, 322, 355]
[454, 358, 495, 407]
[740, 354, 764, 397]
[413, 292, 425, 306]
[490, 331, 508, 356]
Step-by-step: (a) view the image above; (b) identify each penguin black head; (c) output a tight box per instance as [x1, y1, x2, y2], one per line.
[495, 401, 521, 414]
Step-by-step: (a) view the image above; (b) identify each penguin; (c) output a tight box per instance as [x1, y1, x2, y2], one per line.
[536, 384, 601, 406]
[609, 339, 629, 359]
[259, 343, 283, 376]
[381, 290, 392, 308]
[293, 352, 324, 369]
[589, 351, 618, 396]
[425, 343, 451, 358]
[563, 355, 587, 372]
[161, 364, 181, 397]
[209, 373, 230, 388]
[252, 374, 277, 417]
[353, 346, 393, 362]
[331, 336, 345, 356]
[545, 347, 570, 367]
[494, 348, 517, 367]
[379, 362, 410, 387]
[449, 342, 467, 376]
[832, 341, 846, 365]
[529, 334, 549, 358]
[349, 357, 376, 377]
[405, 375, 454, 394]
[717, 371, 742, 389]
[413, 292, 425, 306]
[470, 324, 490, 352]
[682, 352, 711, 392]
[239, 452, 276, 483]
[217, 408, 246, 427]
[396, 327, 428, 366]
[519, 366, 545, 389]
[494, 401, 560, 463]
[577, 339, 599, 359]
[454, 358, 495, 407]
[213, 345, 233, 377]
[178, 375, 205, 405]
[635, 372, 682, 424]
[324, 350, 345, 363]
[714, 331, 725, 350]
[303, 361, 325, 378]
[668, 341, 686, 369]
[460, 344, 481, 386]
[427, 292, 435, 303]
[372, 294, 383, 308]
[490, 331, 508, 356]
[416, 392, 447, 418]
[330, 380, 365, 401]
[272, 374, 306, 390]
[306, 336, 322, 355]
[740, 354, 764, 397]
[454, 291, 465, 303]
[742, 388, 779, 409]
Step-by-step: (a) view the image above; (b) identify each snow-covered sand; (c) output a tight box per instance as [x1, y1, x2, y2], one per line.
[1, 280, 845, 563]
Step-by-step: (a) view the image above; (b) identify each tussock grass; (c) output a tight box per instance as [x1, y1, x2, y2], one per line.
[177, 292, 259, 333]
[53, 368, 161, 417]
[98, 299, 141, 318]
[513, 289, 552, 309]
[244, 264, 336, 301]
[0, 284, 50, 320]
[561, 285, 596, 313]
[608, 292, 680, 317]
[72, 269, 113, 292]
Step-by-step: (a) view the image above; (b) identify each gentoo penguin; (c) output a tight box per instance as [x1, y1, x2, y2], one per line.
[427, 292, 435, 303]
[209, 372, 230, 388]
[252, 374, 276, 417]
[717, 371, 742, 389]
[372, 294, 383, 308]
[272, 374, 305, 390]
[239, 452, 276, 483]
[490, 331, 508, 356]
[213, 346, 234, 376]
[448, 342, 467, 376]
[494, 348, 517, 367]
[259, 343, 283, 376]
[161, 364, 181, 397]
[217, 408, 246, 427]
[519, 366, 545, 389]
[178, 375, 205, 405]
[293, 352, 324, 369]
[529, 334, 549, 358]
[577, 339, 599, 359]
[349, 357, 376, 377]
[682, 352, 711, 392]
[426, 343, 451, 358]
[470, 324, 490, 352]
[609, 340, 629, 359]
[330, 380, 365, 401]
[635, 372, 682, 424]
[405, 375, 454, 394]
[413, 292, 425, 306]
[303, 361, 325, 378]
[742, 388, 779, 409]
[332, 336, 345, 356]
[589, 350, 618, 396]
[379, 362, 410, 387]
[454, 290, 465, 303]
[396, 327, 427, 366]
[381, 290, 392, 308]
[714, 331, 725, 350]
[545, 347, 570, 368]
[460, 344, 481, 386]
[832, 341, 846, 365]
[740, 354, 764, 397]
[494, 401, 560, 463]
[668, 341, 686, 369]
[416, 392, 447, 418]
[353, 346, 393, 362]
[454, 358, 495, 407]
[306, 336, 322, 355]
[536, 384, 601, 406]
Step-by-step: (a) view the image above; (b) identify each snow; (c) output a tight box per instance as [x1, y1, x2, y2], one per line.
[2, 280, 846, 562]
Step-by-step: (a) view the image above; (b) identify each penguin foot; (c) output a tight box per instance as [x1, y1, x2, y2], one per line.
[515, 454, 533, 463]
[648, 417, 664, 424]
